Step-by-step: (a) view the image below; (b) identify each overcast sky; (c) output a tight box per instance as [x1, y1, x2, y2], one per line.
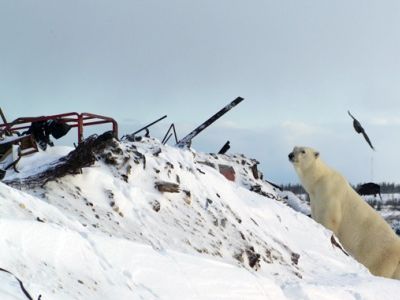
[1, 0, 400, 185]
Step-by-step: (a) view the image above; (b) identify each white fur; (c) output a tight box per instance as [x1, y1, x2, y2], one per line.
[289, 146, 400, 279]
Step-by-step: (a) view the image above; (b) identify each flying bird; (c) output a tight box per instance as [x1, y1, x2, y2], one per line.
[347, 110, 375, 151]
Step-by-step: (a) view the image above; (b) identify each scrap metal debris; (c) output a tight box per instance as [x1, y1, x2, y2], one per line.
[176, 97, 244, 148]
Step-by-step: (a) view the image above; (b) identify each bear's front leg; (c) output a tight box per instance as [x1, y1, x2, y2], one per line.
[312, 194, 342, 236]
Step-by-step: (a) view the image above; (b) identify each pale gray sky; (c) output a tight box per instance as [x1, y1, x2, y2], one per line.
[1, 0, 400, 184]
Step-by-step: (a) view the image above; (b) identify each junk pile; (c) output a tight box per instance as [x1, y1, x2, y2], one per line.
[0, 97, 246, 182]
[0, 109, 118, 178]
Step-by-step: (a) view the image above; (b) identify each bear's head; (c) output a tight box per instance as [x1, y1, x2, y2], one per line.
[288, 146, 320, 170]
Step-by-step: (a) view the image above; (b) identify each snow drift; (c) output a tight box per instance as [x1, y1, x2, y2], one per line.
[0, 135, 399, 299]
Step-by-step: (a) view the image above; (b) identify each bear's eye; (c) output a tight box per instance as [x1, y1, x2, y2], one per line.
[301, 150, 306, 154]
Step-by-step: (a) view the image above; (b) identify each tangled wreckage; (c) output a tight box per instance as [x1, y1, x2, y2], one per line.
[0, 97, 243, 181]
[0, 109, 118, 179]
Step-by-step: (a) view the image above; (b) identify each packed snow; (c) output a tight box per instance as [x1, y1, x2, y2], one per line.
[0, 136, 399, 299]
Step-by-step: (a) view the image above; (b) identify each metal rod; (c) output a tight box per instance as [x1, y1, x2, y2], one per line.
[162, 123, 179, 145]
[164, 133, 173, 144]
[131, 115, 167, 136]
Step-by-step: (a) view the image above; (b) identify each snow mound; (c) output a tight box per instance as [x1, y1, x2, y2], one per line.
[0, 136, 399, 299]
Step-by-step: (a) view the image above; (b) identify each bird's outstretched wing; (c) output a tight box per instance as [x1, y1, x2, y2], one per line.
[362, 131, 375, 150]
[347, 110, 355, 120]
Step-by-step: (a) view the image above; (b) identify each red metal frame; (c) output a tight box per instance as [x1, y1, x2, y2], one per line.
[0, 112, 118, 143]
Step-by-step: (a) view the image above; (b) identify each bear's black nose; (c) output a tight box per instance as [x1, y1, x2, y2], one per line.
[288, 152, 294, 161]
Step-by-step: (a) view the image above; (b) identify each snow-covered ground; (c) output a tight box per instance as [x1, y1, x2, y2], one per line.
[363, 194, 400, 235]
[290, 192, 400, 235]
[0, 136, 399, 299]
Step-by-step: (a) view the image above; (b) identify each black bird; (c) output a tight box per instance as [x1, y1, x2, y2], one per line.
[348, 110, 375, 151]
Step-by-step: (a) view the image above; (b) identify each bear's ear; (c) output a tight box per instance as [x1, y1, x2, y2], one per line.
[314, 151, 320, 158]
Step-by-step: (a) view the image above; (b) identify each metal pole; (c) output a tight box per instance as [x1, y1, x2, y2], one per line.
[176, 97, 244, 148]
[78, 114, 84, 143]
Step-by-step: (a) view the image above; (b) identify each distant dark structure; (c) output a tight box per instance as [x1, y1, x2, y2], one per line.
[347, 110, 375, 151]
[357, 182, 382, 200]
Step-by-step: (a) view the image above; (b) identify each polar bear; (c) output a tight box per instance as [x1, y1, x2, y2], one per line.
[288, 146, 400, 279]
